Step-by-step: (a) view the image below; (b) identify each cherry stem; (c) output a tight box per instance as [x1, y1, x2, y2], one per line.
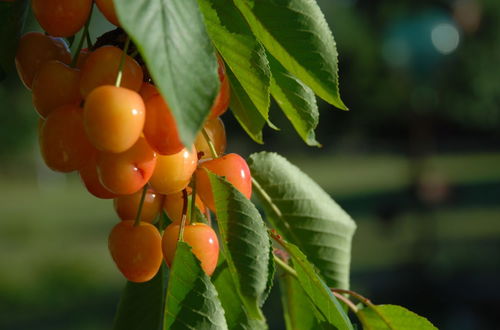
[202, 128, 218, 158]
[85, 28, 93, 49]
[133, 185, 148, 227]
[189, 173, 197, 224]
[331, 288, 395, 329]
[70, 5, 93, 68]
[114, 36, 131, 87]
[332, 292, 359, 313]
[177, 189, 189, 242]
[273, 253, 298, 279]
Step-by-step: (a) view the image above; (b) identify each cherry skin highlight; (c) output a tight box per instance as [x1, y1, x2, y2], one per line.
[144, 94, 183, 155]
[39, 105, 95, 172]
[162, 223, 219, 276]
[196, 153, 252, 212]
[149, 146, 197, 195]
[114, 188, 164, 223]
[194, 117, 227, 159]
[108, 220, 163, 283]
[32, 60, 81, 118]
[80, 46, 143, 98]
[15, 32, 71, 89]
[97, 137, 157, 195]
[84, 85, 145, 153]
[31, 0, 93, 37]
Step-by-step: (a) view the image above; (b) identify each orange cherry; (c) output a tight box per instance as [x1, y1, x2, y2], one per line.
[32, 60, 81, 118]
[209, 56, 230, 119]
[144, 94, 183, 155]
[79, 155, 118, 199]
[114, 188, 164, 223]
[97, 137, 157, 195]
[79, 46, 143, 98]
[39, 105, 95, 172]
[149, 146, 197, 195]
[15, 32, 71, 89]
[31, 0, 92, 37]
[196, 153, 252, 212]
[109, 220, 163, 283]
[76, 48, 90, 69]
[194, 117, 227, 159]
[95, 0, 120, 26]
[163, 190, 206, 224]
[84, 85, 145, 153]
[139, 82, 159, 102]
[162, 222, 219, 276]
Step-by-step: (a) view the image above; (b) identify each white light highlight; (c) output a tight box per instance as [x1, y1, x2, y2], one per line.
[431, 23, 460, 55]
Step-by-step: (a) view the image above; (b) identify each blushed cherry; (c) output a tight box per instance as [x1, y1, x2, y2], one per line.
[149, 146, 197, 195]
[95, 0, 120, 26]
[97, 137, 157, 195]
[162, 222, 219, 276]
[31, 0, 93, 37]
[79, 155, 118, 199]
[194, 117, 226, 159]
[196, 153, 252, 212]
[163, 190, 206, 224]
[84, 85, 145, 153]
[108, 220, 162, 283]
[209, 56, 230, 119]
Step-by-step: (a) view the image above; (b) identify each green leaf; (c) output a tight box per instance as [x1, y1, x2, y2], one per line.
[248, 152, 356, 289]
[113, 264, 168, 330]
[207, 172, 272, 320]
[164, 242, 227, 329]
[268, 54, 320, 147]
[358, 305, 437, 330]
[276, 237, 353, 330]
[115, 0, 220, 147]
[227, 67, 266, 143]
[279, 269, 324, 330]
[197, 0, 271, 121]
[233, 0, 347, 110]
[0, 0, 29, 79]
[213, 259, 267, 329]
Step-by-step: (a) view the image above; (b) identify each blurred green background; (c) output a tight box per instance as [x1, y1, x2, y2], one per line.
[1, 0, 499, 329]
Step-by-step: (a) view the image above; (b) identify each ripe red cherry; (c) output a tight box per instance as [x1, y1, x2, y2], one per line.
[144, 94, 183, 155]
[114, 188, 164, 223]
[39, 105, 95, 172]
[196, 153, 252, 212]
[162, 223, 219, 276]
[31, 0, 93, 37]
[97, 137, 157, 195]
[15, 32, 71, 89]
[108, 220, 163, 283]
[32, 60, 81, 118]
[83, 86, 145, 153]
[209, 56, 230, 119]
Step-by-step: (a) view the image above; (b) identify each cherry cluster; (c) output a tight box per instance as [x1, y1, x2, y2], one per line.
[15, 0, 253, 282]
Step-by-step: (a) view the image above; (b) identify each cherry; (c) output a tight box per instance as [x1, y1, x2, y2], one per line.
[80, 46, 143, 98]
[114, 188, 164, 223]
[39, 105, 95, 172]
[84, 85, 145, 153]
[76, 48, 90, 69]
[149, 146, 197, 195]
[31, 0, 92, 37]
[209, 56, 230, 119]
[163, 190, 206, 224]
[108, 220, 162, 283]
[97, 137, 157, 195]
[196, 153, 252, 212]
[79, 155, 118, 199]
[139, 82, 159, 102]
[144, 94, 183, 155]
[162, 223, 219, 276]
[95, 0, 120, 26]
[32, 60, 81, 118]
[194, 117, 227, 159]
[15, 32, 71, 89]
